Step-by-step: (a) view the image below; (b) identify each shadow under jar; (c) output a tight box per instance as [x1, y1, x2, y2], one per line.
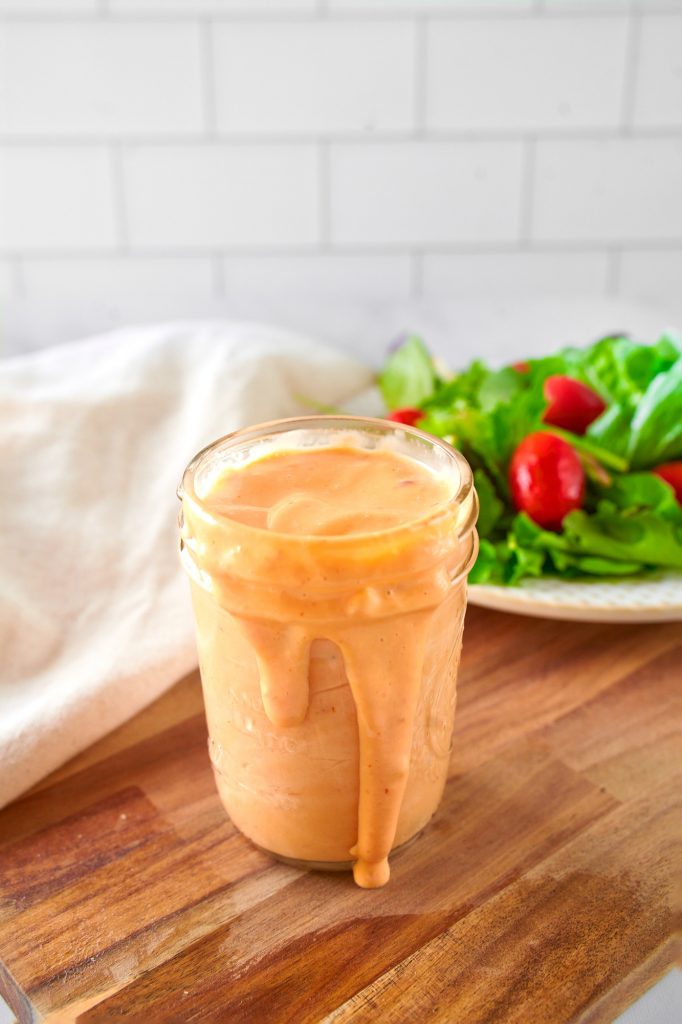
[178, 416, 478, 888]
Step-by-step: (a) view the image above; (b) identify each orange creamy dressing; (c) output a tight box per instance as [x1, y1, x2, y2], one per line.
[190, 443, 469, 888]
[205, 446, 450, 536]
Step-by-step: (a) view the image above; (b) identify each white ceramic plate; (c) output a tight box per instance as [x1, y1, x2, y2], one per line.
[469, 572, 682, 623]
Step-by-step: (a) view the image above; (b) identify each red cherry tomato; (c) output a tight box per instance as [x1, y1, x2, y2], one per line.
[652, 462, 682, 505]
[512, 360, 530, 374]
[542, 375, 606, 435]
[387, 407, 423, 427]
[509, 432, 586, 530]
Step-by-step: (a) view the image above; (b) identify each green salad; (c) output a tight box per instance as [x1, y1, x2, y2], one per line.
[378, 332, 682, 586]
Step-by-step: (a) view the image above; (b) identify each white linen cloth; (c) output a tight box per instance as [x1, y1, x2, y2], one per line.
[0, 322, 373, 809]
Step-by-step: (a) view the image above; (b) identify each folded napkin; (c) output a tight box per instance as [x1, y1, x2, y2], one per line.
[0, 322, 372, 809]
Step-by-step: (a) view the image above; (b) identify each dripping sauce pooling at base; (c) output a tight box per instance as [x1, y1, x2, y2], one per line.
[183, 440, 477, 888]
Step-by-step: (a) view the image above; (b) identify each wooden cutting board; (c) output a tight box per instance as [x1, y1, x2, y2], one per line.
[0, 607, 679, 1023]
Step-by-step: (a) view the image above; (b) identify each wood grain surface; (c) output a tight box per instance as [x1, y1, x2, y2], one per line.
[0, 607, 680, 1023]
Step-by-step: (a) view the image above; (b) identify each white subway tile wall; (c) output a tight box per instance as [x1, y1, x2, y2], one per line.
[619, 248, 682, 307]
[542, 1, 632, 10]
[421, 251, 611, 298]
[123, 145, 319, 248]
[213, 22, 415, 135]
[0, 24, 204, 136]
[532, 138, 682, 242]
[222, 254, 413, 301]
[330, 142, 525, 244]
[425, 18, 629, 132]
[0, 3, 680, 353]
[0, 259, 13, 299]
[0, 146, 116, 250]
[327, 2, 534, 11]
[108, 2, 318, 11]
[545, 2, 682, 11]
[21, 257, 216, 315]
[632, 16, 682, 127]
[0, 1, 98, 10]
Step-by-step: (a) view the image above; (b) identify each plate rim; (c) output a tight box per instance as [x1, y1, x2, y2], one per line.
[468, 573, 682, 623]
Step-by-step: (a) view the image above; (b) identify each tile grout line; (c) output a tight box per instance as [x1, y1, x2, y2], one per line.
[414, 17, 427, 139]
[620, 9, 642, 135]
[0, 258, 24, 361]
[1, 10, 676, 22]
[410, 251, 423, 300]
[10, 256, 24, 299]
[518, 137, 536, 248]
[318, 141, 331, 250]
[607, 249, 622, 296]
[4, 128, 682, 147]
[110, 143, 129, 253]
[2, 129, 682, 146]
[200, 20, 218, 137]
[211, 254, 226, 299]
[3, 241, 682, 260]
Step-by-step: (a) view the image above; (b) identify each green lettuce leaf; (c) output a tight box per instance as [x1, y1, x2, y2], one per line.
[378, 336, 438, 410]
[547, 550, 644, 577]
[468, 539, 499, 584]
[562, 508, 682, 569]
[605, 472, 682, 521]
[379, 330, 682, 586]
[586, 404, 631, 459]
[468, 534, 545, 586]
[627, 358, 682, 468]
[473, 468, 504, 537]
[421, 369, 548, 495]
[506, 504, 682, 578]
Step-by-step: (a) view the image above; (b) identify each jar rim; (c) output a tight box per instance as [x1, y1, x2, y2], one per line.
[178, 414, 476, 546]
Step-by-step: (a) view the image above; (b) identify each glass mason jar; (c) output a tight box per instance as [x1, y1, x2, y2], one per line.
[178, 416, 478, 888]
